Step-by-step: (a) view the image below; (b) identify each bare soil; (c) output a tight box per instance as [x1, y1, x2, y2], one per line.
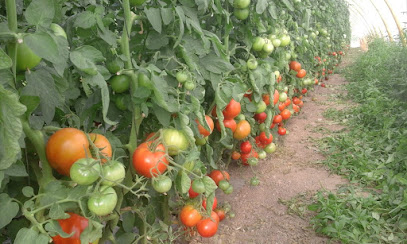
[189, 68, 353, 244]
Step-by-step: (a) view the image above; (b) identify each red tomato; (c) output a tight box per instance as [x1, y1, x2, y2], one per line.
[262, 94, 270, 105]
[280, 109, 291, 120]
[298, 100, 304, 107]
[314, 78, 319, 84]
[278, 103, 286, 112]
[273, 115, 283, 124]
[302, 88, 307, 94]
[289, 61, 301, 72]
[132, 142, 168, 178]
[196, 216, 218, 238]
[209, 170, 230, 186]
[89, 133, 112, 163]
[196, 115, 214, 137]
[240, 141, 252, 154]
[202, 197, 218, 211]
[46, 128, 90, 176]
[293, 104, 300, 113]
[180, 205, 202, 227]
[223, 99, 241, 119]
[259, 131, 273, 145]
[233, 120, 251, 140]
[254, 112, 267, 123]
[278, 127, 287, 135]
[292, 97, 301, 105]
[214, 209, 225, 221]
[52, 213, 93, 244]
[284, 98, 291, 106]
[215, 119, 237, 132]
[273, 90, 279, 105]
[270, 123, 276, 129]
[296, 69, 307, 78]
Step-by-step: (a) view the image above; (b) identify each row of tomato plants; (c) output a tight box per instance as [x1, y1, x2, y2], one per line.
[0, 0, 349, 242]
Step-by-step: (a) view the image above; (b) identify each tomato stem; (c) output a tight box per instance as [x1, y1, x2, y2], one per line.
[21, 119, 55, 185]
[5, 0, 18, 85]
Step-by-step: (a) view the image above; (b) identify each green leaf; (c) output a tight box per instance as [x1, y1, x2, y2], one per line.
[152, 104, 171, 127]
[79, 219, 103, 243]
[281, 0, 294, 11]
[200, 54, 234, 74]
[145, 8, 162, 33]
[268, 3, 278, 19]
[161, 8, 174, 25]
[205, 191, 215, 215]
[14, 228, 50, 244]
[24, 32, 59, 64]
[256, 0, 268, 14]
[151, 73, 179, 113]
[176, 170, 191, 194]
[0, 48, 12, 70]
[117, 233, 136, 243]
[70, 45, 105, 75]
[20, 96, 40, 119]
[21, 69, 61, 124]
[83, 73, 116, 125]
[5, 160, 28, 177]
[49, 204, 69, 220]
[0, 85, 26, 170]
[0, 193, 19, 229]
[146, 31, 169, 50]
[45, 220, 73, 238]
[202, 176, 217, 195]
[22, 186, 34, 197]
[122, 211, 136, 233]
[24, 0, 55, 26]
[74, 11, 97, 29]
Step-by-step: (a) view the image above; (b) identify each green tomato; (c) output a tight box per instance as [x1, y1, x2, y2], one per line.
[224, 185, 234, 194]
[233, 0, 250, 9]
[110, 75, 130, 93]
[250, 177, 260, 186]
[255, 101, 267, 113]
[101, 161, 125, 186]
[162, 129, 189, 156]
[262, 42, 274, 54]
[274, 71, 280, 78]
[218, 180, 230, 191]
[106, 59, 122, 74]
[259, 123, 266, 132]
[152, 175, 172, 193]
[16, 42, 42, 72]
[279, 92, 288, 102]
[247, 58, 258, 70]
[195, 136, 207, 146]
[283, 86, 289, 92]
[285, 52, 291, 60]
[248, 158, 258, 166]
[114, 94, 129, 111]
[70, 158, 101, 185]
[184, 81, 195, 91]
[236, 114, 246, 121]
[138, 72, 153, 89]
[192, 179, 206, 194]
[258, 150, 267, 159]
[280, 35, 291, 47]
[88, 186, 118, 216]
[176, 71, 188, 83]
[50, 23, 67, 39]
[183, 161, 195, 171]
[264, 143, 276, 153]
[234, 8, 249, 20]
[272, 39, 281, 47]
[252, 37, 266, 52]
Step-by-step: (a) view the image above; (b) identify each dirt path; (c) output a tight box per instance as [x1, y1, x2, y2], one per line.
[189, 56, 358, 243]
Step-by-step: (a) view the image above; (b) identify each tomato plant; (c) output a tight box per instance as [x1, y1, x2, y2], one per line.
[0, 0, 350, 241]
